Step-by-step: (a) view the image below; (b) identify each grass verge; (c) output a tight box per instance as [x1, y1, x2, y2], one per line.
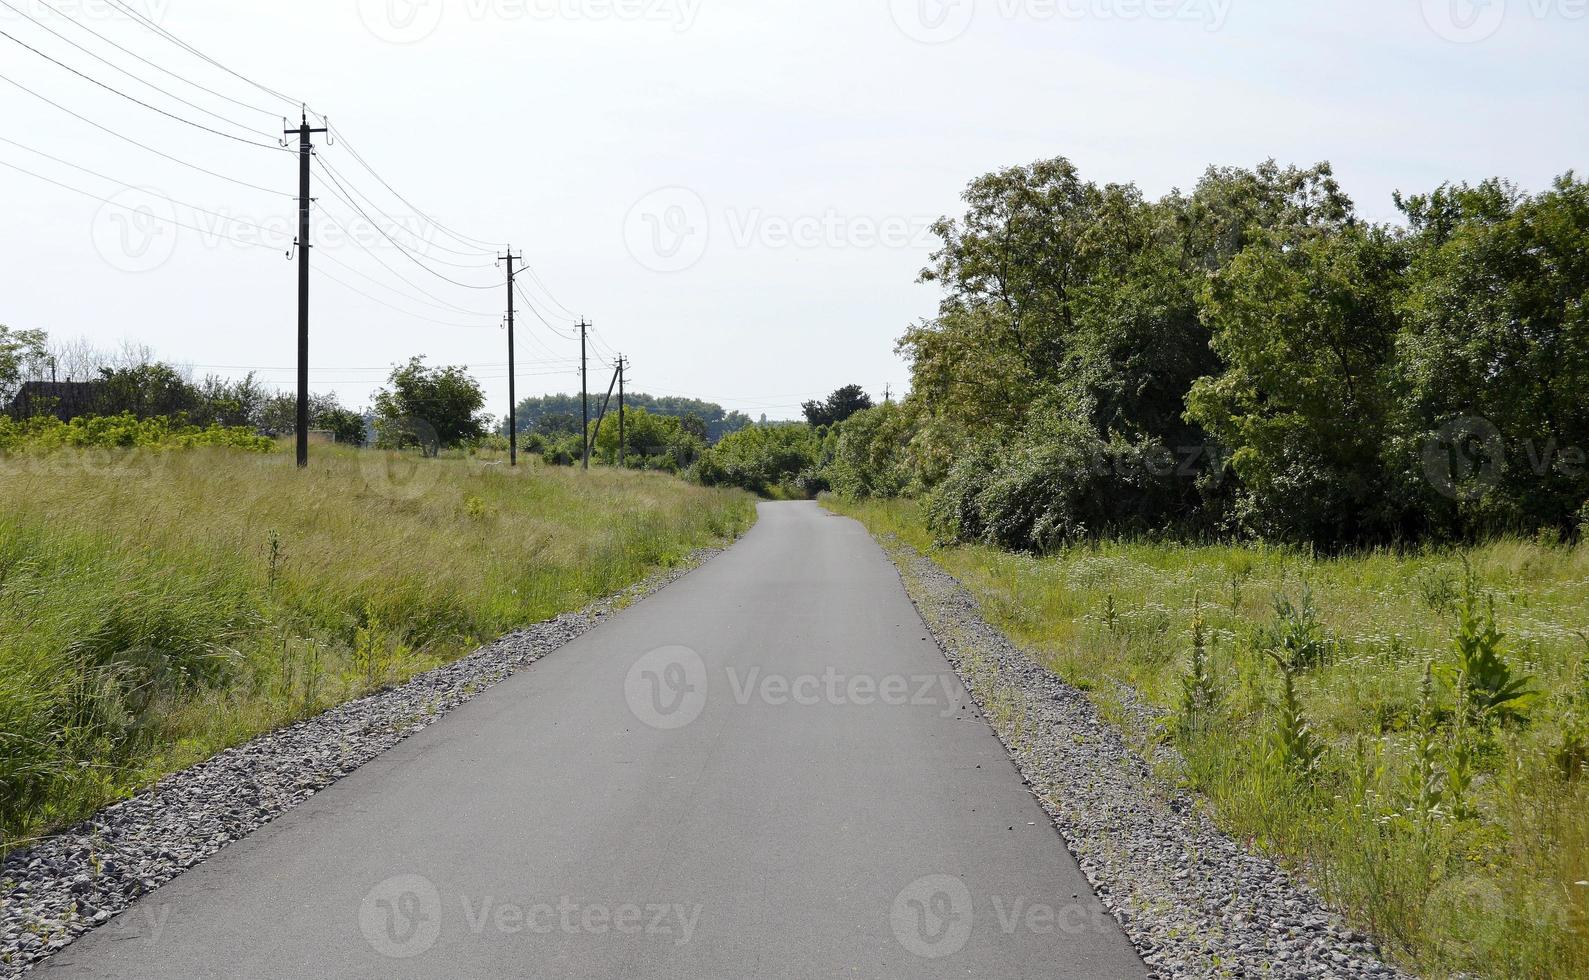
[0, 446, 754, 852]
[826, 496, 1589, 979]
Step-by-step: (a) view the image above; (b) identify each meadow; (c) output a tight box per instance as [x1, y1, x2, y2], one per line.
[0, 444, 754, 852]
[829, 497, 1589, 979]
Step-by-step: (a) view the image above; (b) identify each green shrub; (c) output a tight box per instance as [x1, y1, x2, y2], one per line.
[0, 413, 274, 453]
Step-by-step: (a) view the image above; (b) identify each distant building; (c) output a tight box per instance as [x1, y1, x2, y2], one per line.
[6, 381, 105, 421]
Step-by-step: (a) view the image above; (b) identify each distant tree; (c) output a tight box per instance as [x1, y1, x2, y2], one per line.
[513, 393, 751, 443]
[96, 362, 202, 419]
[679, 413, 709, 442]
[802, 385, 874, 428]
[373, 357, 488, 451]
[0, 325, 50, 404]
[535, 412, 581, 437]
[196, 372, 267, 428]
[317, 407, 368, 446]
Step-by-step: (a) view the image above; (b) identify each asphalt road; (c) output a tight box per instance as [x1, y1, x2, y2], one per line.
[43, 501, 1145, 979]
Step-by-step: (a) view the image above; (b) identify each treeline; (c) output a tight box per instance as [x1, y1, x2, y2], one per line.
[813, 158, 1587, 550]
[0, 331, 367, 445]
[512, 393, 752, 444]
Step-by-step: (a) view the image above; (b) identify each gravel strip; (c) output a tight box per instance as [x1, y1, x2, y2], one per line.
[0, 549, 723, 978]
[880, 537, 1412, 980]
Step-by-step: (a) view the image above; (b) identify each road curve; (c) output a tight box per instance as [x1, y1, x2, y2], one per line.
[42, 501, 1145, 979]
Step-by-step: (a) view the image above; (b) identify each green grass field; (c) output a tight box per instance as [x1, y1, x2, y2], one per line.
[0, 445, 754, 852]
[828, 497, 1589, 979]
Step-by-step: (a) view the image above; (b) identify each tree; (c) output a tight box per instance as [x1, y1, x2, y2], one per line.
[0, 325, 50, 405]
[372, 357, 488, 451]
[96, 362, 203, 420]
[589, 406, 703, 470]
[1392, 174, 1589, 536]
[1187, 223, 1407, 544]
[802, 385, 874, 428]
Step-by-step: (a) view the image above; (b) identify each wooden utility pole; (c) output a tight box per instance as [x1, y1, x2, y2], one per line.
[578, 319, 591, 470]
[286, 110, 326, 469]
[617, 355, 626, 468]
[500, 249, 522, 465]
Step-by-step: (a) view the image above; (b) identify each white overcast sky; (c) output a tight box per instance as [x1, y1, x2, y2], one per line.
[3, 0, 1585, 420]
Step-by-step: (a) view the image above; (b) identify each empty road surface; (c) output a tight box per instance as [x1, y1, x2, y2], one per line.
[43, 501, 1145, 979]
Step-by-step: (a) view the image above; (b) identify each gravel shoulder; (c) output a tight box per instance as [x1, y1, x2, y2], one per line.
[0, 549, 724, 978]
[872, 532, 1413, 980]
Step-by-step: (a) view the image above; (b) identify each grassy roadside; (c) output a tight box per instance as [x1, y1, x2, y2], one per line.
[0, 446, 754, 852]
[826, 496, 1589, 979]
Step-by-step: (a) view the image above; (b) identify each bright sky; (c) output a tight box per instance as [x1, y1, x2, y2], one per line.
[4, 0, 1585, 421]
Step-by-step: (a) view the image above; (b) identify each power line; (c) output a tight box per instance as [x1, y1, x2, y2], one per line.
[0, 154, 281, 251]
[0, 27, 288, 150]
[102, 0, 311, 116]
[0, 70, 294, 198]
[314, 244, 499, 321]
[0, 134, 289, 244]
[316, 153, 497, 260]
[312, 201, 500, 317]
[32, 0, 283, 118]
[314, 157, 499, 288]
[311, 266, 499, 331]
[326, 125, 504, 251]
[0, 0, 280, 140]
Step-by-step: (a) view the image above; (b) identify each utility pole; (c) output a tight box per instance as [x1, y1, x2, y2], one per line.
[578, 319, 591, 470]
[286, 110, 326, 469]
[499, 248, 522, 466]
[617, 355, 626, 468]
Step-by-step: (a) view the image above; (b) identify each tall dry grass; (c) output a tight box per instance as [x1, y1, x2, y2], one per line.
[829, 496, 1589, 978]
[0, 446, 753, 850]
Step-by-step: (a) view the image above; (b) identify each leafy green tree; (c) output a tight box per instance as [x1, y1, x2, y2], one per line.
[372, 357, 488, 451]
[802, 385, 874, 428]
[825, 402, 915, 499]
[96, 363, 203, 420]
[514, 393, 751, 443]
[1392, 174, 1589, 536]
[1187, 224, 1407, 543]
[589, 406, 703, 471]
[0, 325, 50, 405]
[694, 424, 822, 496]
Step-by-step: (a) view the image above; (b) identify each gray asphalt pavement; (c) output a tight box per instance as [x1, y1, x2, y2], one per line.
[42, 501, 1145, 979]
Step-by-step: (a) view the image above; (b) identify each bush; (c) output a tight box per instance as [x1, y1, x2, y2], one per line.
[825, 402, 916, 500]
[925, 414, 1194, 551]
[694, 424, 822, 496]
[0, 414, 275, 453]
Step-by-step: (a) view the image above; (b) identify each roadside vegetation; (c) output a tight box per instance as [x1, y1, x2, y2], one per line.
[831, 497, 1587, 976]
[816, 156, 1588, 976]
[0, 443, 753, 853]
